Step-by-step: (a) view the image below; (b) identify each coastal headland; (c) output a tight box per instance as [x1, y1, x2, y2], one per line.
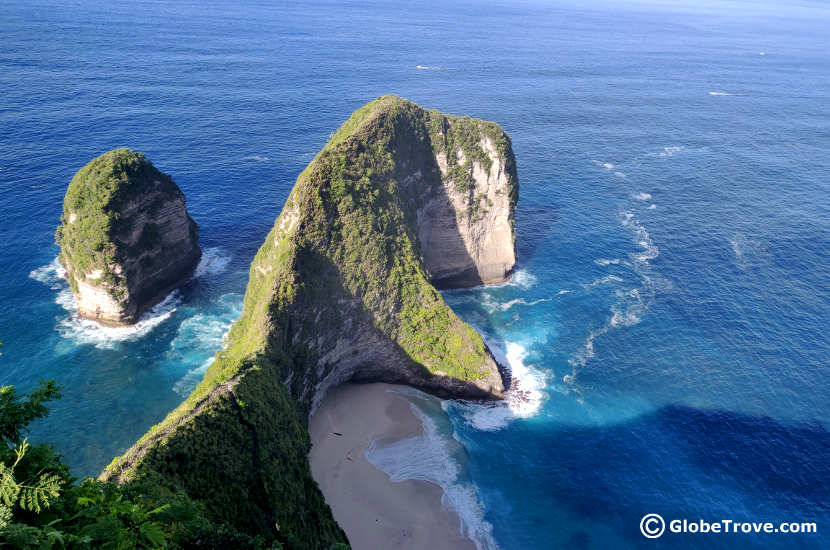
[97, 95, 518, 549]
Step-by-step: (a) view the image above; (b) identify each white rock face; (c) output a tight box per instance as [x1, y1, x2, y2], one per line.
[58, 150, 201, 326]
[418, 135, 516, 287]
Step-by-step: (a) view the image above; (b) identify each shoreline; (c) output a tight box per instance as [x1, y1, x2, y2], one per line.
[309, 383, 476, 550]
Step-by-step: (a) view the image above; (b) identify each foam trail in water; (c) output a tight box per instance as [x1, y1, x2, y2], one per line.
[566, 210, 660, 389]
[366, 399, 500, 550]
[481, 295, 552, 314]
[594, 258, 621, 266]
[709, 91, 732, 96]
[632, 192, 652, 201]
[582, 274, 624, 289]
[243, 155, 270, 162]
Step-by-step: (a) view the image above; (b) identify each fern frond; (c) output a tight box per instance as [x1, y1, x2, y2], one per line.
[16, 472, 62, 513]
[0, 462, 20, 507]
[0, 504, 12, 530]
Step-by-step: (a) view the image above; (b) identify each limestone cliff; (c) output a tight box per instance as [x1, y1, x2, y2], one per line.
[56, 149, 201, 325]
[101, 96, 518, 549]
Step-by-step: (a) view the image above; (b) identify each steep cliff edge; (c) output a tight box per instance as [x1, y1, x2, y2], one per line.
[101, 96, 518, 549]
[56, 148, 201, 325]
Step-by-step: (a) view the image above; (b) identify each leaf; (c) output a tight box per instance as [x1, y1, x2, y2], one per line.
[140, 521, 167, 548]
[0, 504, 12, 530]
[146, 504, 170, 516]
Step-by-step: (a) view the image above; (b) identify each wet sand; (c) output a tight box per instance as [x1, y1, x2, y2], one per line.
[309, 383, 476, 550]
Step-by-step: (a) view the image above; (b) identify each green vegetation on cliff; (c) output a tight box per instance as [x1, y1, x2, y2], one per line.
[100, 96, 517, 549]
[55, 149, 180, 289]
[1, 381, 308, 549]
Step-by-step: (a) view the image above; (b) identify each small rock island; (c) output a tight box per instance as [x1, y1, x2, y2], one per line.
[101, 96, 518, 549]
[56, 148, 201, 325]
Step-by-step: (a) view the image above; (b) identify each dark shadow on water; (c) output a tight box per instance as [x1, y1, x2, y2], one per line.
[468, 404, 830, 549]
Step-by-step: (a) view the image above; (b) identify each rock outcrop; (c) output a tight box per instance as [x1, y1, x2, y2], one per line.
[101, 96, 518, 549]
[56, 149, 201, 325]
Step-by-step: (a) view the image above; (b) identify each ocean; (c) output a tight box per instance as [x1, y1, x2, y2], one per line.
[1, 0, 829, 548]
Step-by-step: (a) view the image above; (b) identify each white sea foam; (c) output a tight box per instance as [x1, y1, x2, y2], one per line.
[30, 258, 179, 349]
[366, 400, 500, 550]
[566, 210, 662, 388]
[243, 155, 270, 162]
[708, 91, 732, 96]
[614, 171, 627, 179]
[29, 251, 230, 350]
[173, 357, 215, 396]
[729, 233, 762, 268]
[582, 274, 624, 289]
[57, 291, 181, 350]
[622, 211, 659, 264]
[648, 204, 657, 209]
[558, 289, 572, 295]
[415, 65, 442, 70]
[610, 289, 647, 327]
[170, 308, 236, 395]
[481, 296, 551, 313]
[194, 247, 231, 277]
[632, 192, 652, 201]
[590, 160, 615, 171]
[649, 146, 684, 158]
[454, 340, 546, 432]
[568, 326, 605, 371]
[495, 269, 536, 289]
[29, 257, 66, 289]
[594, 258, 621, 266]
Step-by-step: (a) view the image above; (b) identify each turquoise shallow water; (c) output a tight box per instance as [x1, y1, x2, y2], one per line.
[2, 0, 829, 548]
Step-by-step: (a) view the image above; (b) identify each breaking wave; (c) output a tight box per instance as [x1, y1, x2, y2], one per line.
[497, 269, 537, 289]
[452, 339, 546, 432]
[29, 249, 232, 349]
[29, 259, 180, 349]
[365, 397, 500, 550]
[58, 290, 181, 350]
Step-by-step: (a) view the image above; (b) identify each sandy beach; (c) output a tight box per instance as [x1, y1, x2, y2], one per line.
[309, 383, 476, 550]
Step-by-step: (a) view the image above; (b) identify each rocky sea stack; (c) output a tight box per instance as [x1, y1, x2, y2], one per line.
[102, 96, 518, 548]
[56, 148, 201, 325]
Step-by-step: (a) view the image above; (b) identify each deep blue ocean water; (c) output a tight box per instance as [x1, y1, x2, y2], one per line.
[2, 0, 829, 548]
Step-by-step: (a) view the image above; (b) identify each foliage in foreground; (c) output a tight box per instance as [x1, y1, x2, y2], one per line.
[0, 380, 348, 549]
